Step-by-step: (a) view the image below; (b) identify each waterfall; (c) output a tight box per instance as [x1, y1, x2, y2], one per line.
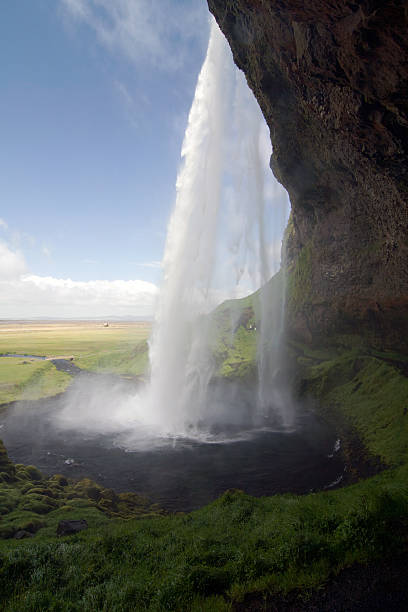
[224, 67, 291, 427]
[50, 19, 291, 448]
[145, 20, 233, 435]
[143, 18, 291, 437]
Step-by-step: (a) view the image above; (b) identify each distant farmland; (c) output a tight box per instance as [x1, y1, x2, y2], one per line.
[0, 321, 151, 404]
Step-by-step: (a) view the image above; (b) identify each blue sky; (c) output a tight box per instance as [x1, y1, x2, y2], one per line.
[0, 1, 290, 320]
[0, 0, 209, 317]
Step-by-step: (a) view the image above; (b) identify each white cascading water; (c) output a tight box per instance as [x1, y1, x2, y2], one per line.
[224, 67, 291, 427]
[145, 18, 291, 436]
[145, 19, 234, 435]
[54, 18, 291, 444]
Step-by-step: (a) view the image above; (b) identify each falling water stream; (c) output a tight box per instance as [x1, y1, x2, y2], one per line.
[145, 20, 232, 435]
[0, 20, 345, 508]
[145, 19, 291, 436]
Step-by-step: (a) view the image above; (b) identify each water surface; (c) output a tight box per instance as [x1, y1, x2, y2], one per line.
[0, 382, 343, 512]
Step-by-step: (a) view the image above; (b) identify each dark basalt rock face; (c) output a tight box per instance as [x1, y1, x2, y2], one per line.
[208, 0, 408, 349]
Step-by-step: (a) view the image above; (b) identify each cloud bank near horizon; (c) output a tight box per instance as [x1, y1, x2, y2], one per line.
[0, 239, 158, 319]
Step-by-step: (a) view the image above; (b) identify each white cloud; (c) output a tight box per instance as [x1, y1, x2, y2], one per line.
[0, 274, 158, 319]
[60, 0, 208, 71]
[0, 241, 27, 280]
[42, 246, 51, 258]
[0, 236, 158, 319]
[0, 219, 8, 231]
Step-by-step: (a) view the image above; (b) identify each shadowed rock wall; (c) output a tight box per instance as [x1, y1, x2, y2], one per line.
[208, 0, 408, 349]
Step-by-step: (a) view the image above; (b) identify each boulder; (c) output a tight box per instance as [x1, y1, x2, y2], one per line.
[14, 530, 33, 539]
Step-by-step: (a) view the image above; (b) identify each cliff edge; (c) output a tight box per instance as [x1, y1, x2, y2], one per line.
[208, 0, 408, 350]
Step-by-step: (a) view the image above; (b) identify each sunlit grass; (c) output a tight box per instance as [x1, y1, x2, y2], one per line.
[75, 340, 149, 378]
[0, 321, 151, 359]
[0, 322, 152, 399]
[0, 359, 72, 405]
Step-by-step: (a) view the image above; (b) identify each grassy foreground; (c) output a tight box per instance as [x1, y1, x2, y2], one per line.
[1, 463, 407, 611]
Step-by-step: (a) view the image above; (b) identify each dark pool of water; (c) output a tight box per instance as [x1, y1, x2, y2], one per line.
[0, 387, 344, 512]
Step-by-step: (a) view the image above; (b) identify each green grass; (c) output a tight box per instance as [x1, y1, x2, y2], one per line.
[75, 340, 149, 379]
[210, 271, 284, 380]
[0, 322, 151, 402]
[0, 359, 72, 405]
[212, 314, 257, 379]
[0, 442, 164, 540]
[295, 344, 408, 466]
[0, 322, 150, 360]
[0, 464, 407, 611]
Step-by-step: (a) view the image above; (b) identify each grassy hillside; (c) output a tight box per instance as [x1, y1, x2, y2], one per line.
[295, 345, 408, 466]
[210, 293, 257, 380]
[210, 271, 284, 380]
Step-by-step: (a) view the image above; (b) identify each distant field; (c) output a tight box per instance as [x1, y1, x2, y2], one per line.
[0, 321, 151, 404]
[0, 320, 151, 357]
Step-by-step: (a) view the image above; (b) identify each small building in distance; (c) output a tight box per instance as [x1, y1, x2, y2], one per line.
[103, 322, 109, 328]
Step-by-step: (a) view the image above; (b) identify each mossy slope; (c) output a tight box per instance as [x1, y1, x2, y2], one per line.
[210, 271, 284, 381]
[295, 344, 408, 466]
[0, 441, 164, 542]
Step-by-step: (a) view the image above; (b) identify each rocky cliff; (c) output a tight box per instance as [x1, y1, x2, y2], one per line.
[208, 0, 408, 350]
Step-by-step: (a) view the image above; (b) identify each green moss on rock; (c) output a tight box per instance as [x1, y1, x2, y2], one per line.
[0, 453, 164, 541]
[295, 344, 408, 467]
[0, 441, 15, 479]
[24, 466, 43, 481]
